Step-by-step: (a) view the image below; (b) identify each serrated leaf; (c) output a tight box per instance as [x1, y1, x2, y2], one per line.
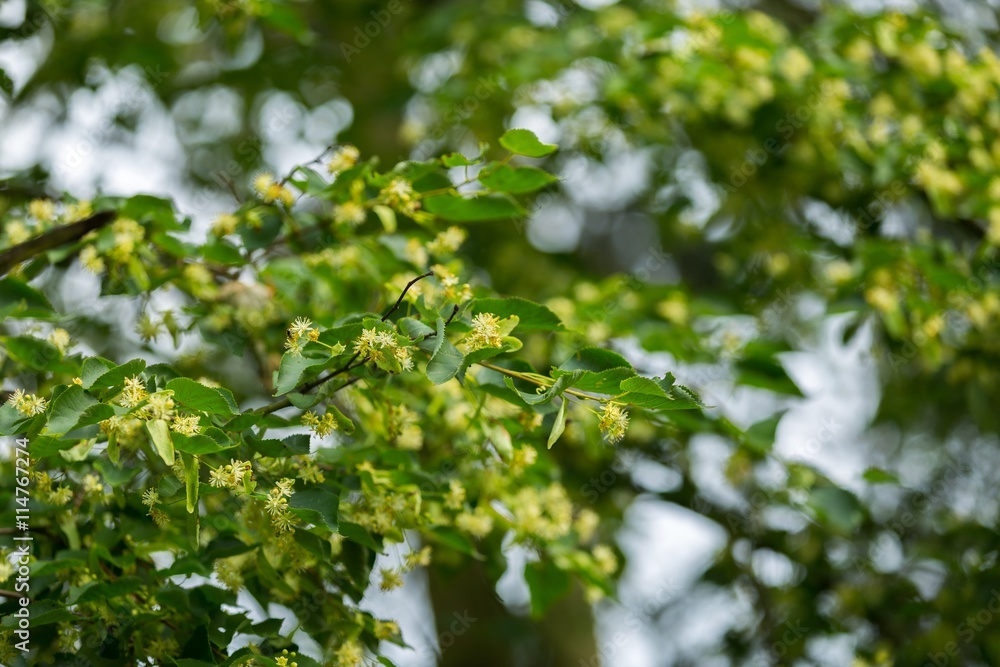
[274, 350, 328, 396]
[43, 385, 112, 436]
[166, 378, 238, 415]
[469, 297, 563, 331]
[426, 317, 463, 384]
[90, 359, 147, 392]
[288, 487, 339, 531]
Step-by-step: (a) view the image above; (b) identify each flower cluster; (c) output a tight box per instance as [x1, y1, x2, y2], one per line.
[388, 405, 423, 450]
[119, 376, 148, 408]
[506, 483, 573, 541]
[264, 478, 297, 534]
[598, 402, 629, 444]
[284, 317, 319, 356]
[6, 389, 47, 417]
[380, 177, 419, 216]
[465, 312, 504, 351]
[455, 506, 494, 537]
[171, 414, 202, 436]
[353, 327, 413, 373]
[431, 264, 473, 304]
[141, 488, 169, 526]
[252, 172, 295, 207]
[327, 145, 360, 175]
[302, 410, 339, 437]
[427, 226, 467, 256]
[107, 217, 146, 264]
[208, 459, 253, 491]
[211, 212, 239, 236]
[333, 201, 366, 227]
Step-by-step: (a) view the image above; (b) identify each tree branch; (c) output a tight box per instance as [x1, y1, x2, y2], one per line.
[0, 210, 116, 276]
[249, 270, 435, 417]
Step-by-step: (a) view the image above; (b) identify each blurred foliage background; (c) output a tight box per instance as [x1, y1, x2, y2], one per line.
[3, 0, 1000, 665]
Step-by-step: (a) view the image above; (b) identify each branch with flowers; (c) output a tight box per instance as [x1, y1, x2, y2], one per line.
[0, 129, 705, 665]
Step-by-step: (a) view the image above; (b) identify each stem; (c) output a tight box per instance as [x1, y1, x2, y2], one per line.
[249, 271, 434, 417]
[476, 361, 602, 402]
[0, 210, 116, 276]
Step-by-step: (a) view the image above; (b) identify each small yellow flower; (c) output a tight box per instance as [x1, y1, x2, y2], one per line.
[7, 389, 48, 417]
[466, 312, 504, 351]
[333, 201, 366, 227]
[211, 213, 239, 236]
[120, 376, 148, 409]
[445, 480, 466, 510]
[327, 145, 360, 174]
[427, 226, 467, 256]
[171, 415, 201, 436]
[593, 544, 618, 575]
[28, 199, 56, 222]
[598, 403, 629, 444]
[141, 488, 159, 507]
[379, 567, 404, 591]
[5, 221, 31, 245]
[302, 410, 339, 437]
[456, 507, 494, 537]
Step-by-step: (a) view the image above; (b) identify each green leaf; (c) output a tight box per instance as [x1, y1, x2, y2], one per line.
[93, 459, 140, 487]
[43, 385, 112, 436]
[426, 317, 463, 384]
[288, 487, 339, 531]
[616, 375, 702, 411]
[166, 378, 238, 415]
[182, 452, 200, 513]
[441, 152, 479, 167]
[172, 431, 234, 455]
[808, 487, 864, 534]
[423, 194, 524, 222]
[90, 359, 147, 392]
[862, 468, 899, 484]
[479, 164, 559, 193]
[547, 398, 568, 449]
[503, 370, 582, 406]
[499, 128, 558, 158]
[469, 297, 563, 331]
[744, 412, 784, 455]
[3, 335, 64, 372]
[373, 204, 397, 233]
[146, 419, 174, 465]
[0, 278, 53, 318]
[80, 357, 116, 389]
[274, 350, 329, 396]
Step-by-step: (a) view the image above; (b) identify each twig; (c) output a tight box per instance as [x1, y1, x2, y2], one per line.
[249, 271, 435, 417]
[0, 210, 116, 276]
[0, 589, 27, 601]
[381, 271, 433, 322]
